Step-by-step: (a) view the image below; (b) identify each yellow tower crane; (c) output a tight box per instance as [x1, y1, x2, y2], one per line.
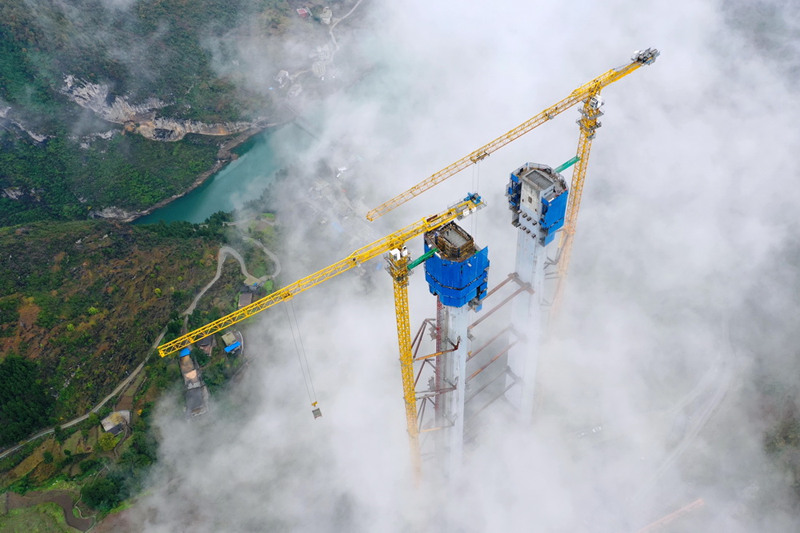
[365, 48, 659, 312]
[158, 193, 485, 474]
[551, 48, 659, 314]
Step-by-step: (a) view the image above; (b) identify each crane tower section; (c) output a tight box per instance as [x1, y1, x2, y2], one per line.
[505, 163, 568, 421]
[422, 222, 489, 476]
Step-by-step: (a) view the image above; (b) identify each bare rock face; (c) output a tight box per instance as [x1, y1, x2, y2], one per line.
[0, 105, 50, 143]
[62, 75, 167, 124]
[2, 187, 25, 200]
[134, 118, 252, 142]
[89, 206, 144, 222]
[61, 75, 254, 142]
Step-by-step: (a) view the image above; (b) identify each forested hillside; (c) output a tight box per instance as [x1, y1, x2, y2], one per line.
[0, 217, 230, 431]
[0, 133, 220, 226]
[0, 0, 336, 226]
[0, 0, 291, 124]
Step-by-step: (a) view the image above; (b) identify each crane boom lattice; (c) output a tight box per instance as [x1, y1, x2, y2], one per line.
[158, 194, 485, 358]
[157, 194, 485, 474]
[366, 48, 659, 221]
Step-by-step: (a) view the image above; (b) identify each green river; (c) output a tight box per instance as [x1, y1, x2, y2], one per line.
[135, 122, 314, 224]
[134, 64, 390, 225]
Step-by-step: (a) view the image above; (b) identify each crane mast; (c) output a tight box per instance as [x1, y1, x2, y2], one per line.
[158, 193, 486, 474]
[551, 49, 659, 312]
[550, 94, 602, 314]
[365, 48, 659, 222]
[156, 48, 659, 476]
[386, 250, 420, 473]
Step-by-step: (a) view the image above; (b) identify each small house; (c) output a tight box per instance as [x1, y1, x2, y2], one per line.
[238, 292, 254, 309]
[275, 70, 290, 88]
[196, 336, 214, 355]
[224, 341, 241, 354]
[320, 6, 332, 24]
[185, 387, 208, 417]
[222, 332, 237, 346]
[101, 410, 131, 436]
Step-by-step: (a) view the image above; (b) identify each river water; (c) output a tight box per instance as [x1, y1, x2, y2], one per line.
[135, 122, 314, 224]
[135, 60, 389, 225]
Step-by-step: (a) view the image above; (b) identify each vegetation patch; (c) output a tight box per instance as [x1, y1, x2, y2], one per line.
[1, 400, 159, 526]
[78, 402, 158, 517]
[0, 356, 53, 446]
[0, 501, 75, 533]
[0, 0, 331, 225]
[0, 218, 222, 420]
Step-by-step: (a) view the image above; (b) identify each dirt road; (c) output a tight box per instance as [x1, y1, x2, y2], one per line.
[182, 242, 281, 325]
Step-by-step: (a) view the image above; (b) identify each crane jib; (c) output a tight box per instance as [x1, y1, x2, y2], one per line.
[157, 195, 486, 357]
[365, 48, 658, 221]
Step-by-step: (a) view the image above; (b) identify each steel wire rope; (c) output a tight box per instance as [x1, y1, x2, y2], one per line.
[285, 301, 317, 404]
[292, 301, 318, 402]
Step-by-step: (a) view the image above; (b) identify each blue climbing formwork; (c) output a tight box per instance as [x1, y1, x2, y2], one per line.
[506, 162, 569, 246]
[423, 222, 489, 310]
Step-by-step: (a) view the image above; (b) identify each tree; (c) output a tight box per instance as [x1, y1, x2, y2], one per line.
[79, 457, 101, 474]
[98, 432, 117, 452]
[81, 477, 122, 511]
[86, 412, 101, 428]
[193, 347, 209, 367]
[0, 355, 53, 446]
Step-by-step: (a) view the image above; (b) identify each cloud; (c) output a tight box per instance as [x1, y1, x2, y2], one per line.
[127, 1, 800, 531]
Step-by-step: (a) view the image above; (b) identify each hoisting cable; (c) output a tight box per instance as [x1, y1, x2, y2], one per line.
[470, 164, 480, 239]
[284, 301, 321, 418]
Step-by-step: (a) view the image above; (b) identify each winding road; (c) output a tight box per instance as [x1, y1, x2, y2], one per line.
[182, 242, 281, 326]
[0, 330, 166, 461]
[1, 238, 281, 461]
[1, 0, 361, 471]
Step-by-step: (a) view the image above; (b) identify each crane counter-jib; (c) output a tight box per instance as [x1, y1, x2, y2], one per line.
[157, 193, 486, 358]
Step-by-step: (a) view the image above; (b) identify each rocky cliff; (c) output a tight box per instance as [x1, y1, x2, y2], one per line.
[62, 75, 254, 142]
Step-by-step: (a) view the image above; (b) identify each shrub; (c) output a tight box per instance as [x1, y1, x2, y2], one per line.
[98, 432, 117, 452]
[81, 477, 122, 511]
[79, 458, 101, 474]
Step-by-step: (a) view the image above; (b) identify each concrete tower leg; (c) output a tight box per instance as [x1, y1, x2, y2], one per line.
[423, 221, 489, 478]
[435, 297, 446, 429]
[505, 228, 546, 423]
[443, 304, 468, 476]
